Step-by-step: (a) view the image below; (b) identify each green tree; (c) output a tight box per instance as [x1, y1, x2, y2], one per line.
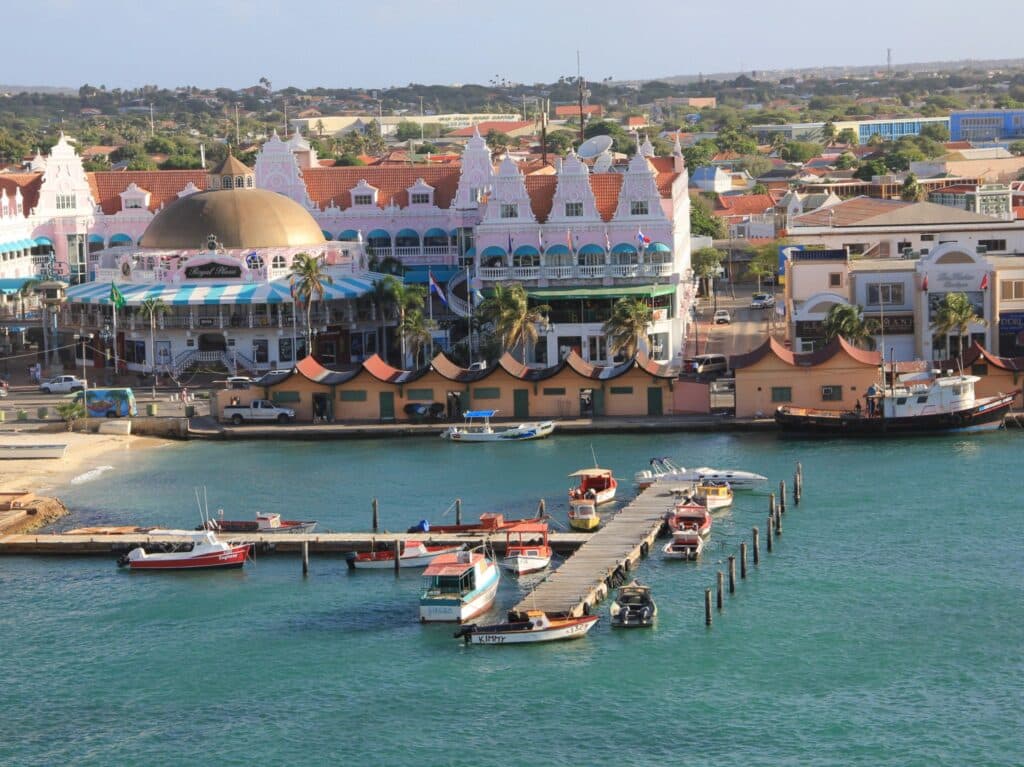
[545, 130, 575, 154]
[335, 153, 365, 166]
[854, 158, 889, 181]
[769, 132, 787, 156]
[382, 276, 425, 366]
[746, 244, 779, 292]
[394, 121, 423, 141]
[932, 291, 986, 362]
[144, 136, 175, 154]
[362, 120, 386, 154]
[1009, 140, 1024, 157]
[822, 304, 877, 350]
[691, 247, 724, 296]
[17, 279, 39, 320]
[400, 308, 432, 367]
[683, 139, 718, 170]
[478, 283, 550, 364]
[139, 297, 168, 396]
[55, 399, 86, 432]
[837, 127, 859, 146]
[900, 172, 923, 202]
[751, 182, 769, 195]
[781, 140, 822, 163]
[919, 123, 950, 143]
[603, 297, 653, 359]
[689, 195, 725, 239]
[835, 152, 858, 170]
[486, 130, 513, 154]
[822, 121, 837, 144]
[288, 253, 334, 359]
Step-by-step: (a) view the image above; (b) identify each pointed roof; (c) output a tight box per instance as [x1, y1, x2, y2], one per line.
[211, 151, 252, 177]
[792, 196, 1001, 228]
[730, 336, 880, 370]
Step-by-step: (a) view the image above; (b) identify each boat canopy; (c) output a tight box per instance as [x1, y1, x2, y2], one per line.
[464, 409, 497, 418]
[569, 468, 613, 477]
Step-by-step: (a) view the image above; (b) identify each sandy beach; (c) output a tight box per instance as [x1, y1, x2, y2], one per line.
[0, 430, 170, 496]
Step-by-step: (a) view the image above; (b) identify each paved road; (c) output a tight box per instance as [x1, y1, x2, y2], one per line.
[693, 285, 783, 358]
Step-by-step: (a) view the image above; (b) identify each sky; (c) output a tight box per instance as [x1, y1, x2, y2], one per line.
[9, 0, 1024, 91]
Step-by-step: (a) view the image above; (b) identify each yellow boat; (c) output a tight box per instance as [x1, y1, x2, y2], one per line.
[694, 481, 733, 511]
[568, 500, 601, 531]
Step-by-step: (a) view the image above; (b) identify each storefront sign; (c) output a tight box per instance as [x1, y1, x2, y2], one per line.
[184, 261, 242, 279]
[934, 271, 981, 291]
[863, 313, 915, 334]
[998, 312, 1024, 331]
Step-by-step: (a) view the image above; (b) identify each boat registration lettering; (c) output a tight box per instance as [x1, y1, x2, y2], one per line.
[477, 634, 506, 644]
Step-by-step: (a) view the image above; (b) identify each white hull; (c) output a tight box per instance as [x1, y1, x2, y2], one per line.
[700, 495, 733, 511]
[635, 466, 766, 490]
[419, 572, 500, 623]
[443, 421, 555, 442]
[468, 618, 597, 644]
[0, 443, 68, 460]
[499, 553, 551, 575]
[663, 536, 705, 560]
[571, 488, 616, 506]
[351, 545, 463, 569]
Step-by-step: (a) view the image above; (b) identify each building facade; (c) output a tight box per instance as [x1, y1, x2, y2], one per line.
[950, 109, 1024, 142]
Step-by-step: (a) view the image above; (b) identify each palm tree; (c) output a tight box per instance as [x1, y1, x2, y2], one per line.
[55, 399, 86, 432]
[382, 276, 425, 367]
[822, 304, 878, 350]
[478, 283, 549, 364]
[401, 309, 432, 367]
[603, 298, 653, 359]
[289, 253, 334, 359]
[17, 278, 40, 320]
[369, 279, 393, 361]
[139, 297, 167, 396]
[932, 291, 986, 362]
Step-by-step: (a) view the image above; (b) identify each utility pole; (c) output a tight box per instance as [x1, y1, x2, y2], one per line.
[419, 96, 424, 143]
[149, 103, 154, 137]
[577, 50, 586, 144]
[235, 104, 240, 145]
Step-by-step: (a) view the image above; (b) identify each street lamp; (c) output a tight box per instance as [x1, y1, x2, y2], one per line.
[99, 323, 113, 384]
[74, 332, 93, 418]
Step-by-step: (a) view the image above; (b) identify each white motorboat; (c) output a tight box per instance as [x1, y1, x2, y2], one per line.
[568, 468, 617, 506]
[117, 529, 251, 571]
[347, 540, 464, 570]
[454, 611, 599, 644]
[498, 521, 552, 575]
[0, 443, 68, 460]
[420, 550, 501, 623]
[610, 581, 657, 628]
[663, 528, 705, 561]
[694, 481, 734, 511]
[635, 458, 766, 490]
[441, 410, 555, 443]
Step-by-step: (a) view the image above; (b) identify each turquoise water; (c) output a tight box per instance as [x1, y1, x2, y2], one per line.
[2, 433, 1023, 766]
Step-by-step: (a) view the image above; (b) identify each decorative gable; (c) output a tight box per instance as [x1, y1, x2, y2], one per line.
[178, 181, 202, 198]
[36, 133, 95, 215]
[453, 126, 493, 209]
[254, 131, 316, 208]
[350, 179, 379, 208]
[119, 182, 151, 211]
[482, 155, 536, 223]
[407, 178, 435, 207]
[613, 154, 665, 221]
[547, 151, 600, 224]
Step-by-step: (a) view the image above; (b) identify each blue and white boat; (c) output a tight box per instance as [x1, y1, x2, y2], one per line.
[419, 550, 501, 623]
[440, 410, 555, 442]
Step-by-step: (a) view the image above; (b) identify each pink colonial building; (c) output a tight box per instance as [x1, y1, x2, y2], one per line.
[2, 127, 694, 370]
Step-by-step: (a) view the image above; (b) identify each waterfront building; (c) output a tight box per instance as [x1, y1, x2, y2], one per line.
[749, 117, 950, 146]
[950, 109, 1024, 142]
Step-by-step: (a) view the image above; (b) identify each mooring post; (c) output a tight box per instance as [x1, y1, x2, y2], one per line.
[455, 498, 462, 526]
[752, 527, 760, 564]
[302, 540, 309, 576]
[795, 462, 803, 504]
[704, 588, 713, 626]
[767, 516, 774, 551]
[372, 498, 379, 532]
[728, 555, 736, 594]
[716, 571, 724, 610]
[740, 542, 748, 579]
[769, 492, 776, 519]
[537, 498, 546, 519]
[393, 538, 401, 577]
[775, 508, 782, 535]
[779, 480, 787, 513]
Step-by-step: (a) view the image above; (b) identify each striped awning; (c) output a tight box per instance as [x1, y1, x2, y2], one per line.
[65, 276, 376, 306]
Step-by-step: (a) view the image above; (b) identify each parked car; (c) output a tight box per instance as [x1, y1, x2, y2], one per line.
[713, 309, 731, 324]
[750, 293, 775, 309]
[222, 399, 295, 425]
[39, 375, 85, 394]
[0, 378, 7, 397]
[225, 376, 253, 389]
[692, 354, 729, 377]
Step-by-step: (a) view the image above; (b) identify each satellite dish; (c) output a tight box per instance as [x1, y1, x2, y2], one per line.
[577, 134, 613, 159]
[593, 151, 614, 173]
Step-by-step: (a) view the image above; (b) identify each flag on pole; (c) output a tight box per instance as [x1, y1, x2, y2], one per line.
[636, 228, 651, 247]
[605, 229, 612, 252]
[921, 274, 928, 292]
[567, 228, 574, 254]
[980, 273, 989, 290]
[507, 232, 514, 256]
[428, 270, 448, 306]
[109, 282, 126, 310]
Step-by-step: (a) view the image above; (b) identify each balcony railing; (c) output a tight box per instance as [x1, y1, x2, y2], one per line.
[543, 266, 573, 280]
[510, 266, 540, 280]
[479, 264, 678, 281]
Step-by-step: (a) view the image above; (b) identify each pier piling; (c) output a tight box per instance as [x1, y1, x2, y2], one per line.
[767, 516, 774, 551]
[769, 492, 776, 518]
[795, 462, 803, 504]
[775, 508, 783, 536]
[728, 555, 736, 594]
[740, 542, 748, 579]
[393, 538, 401, 577]
[705, 588, 713, 626]
[717, 571, 724, 610]
[372, 498, 379, 532]
[752, 527, 760, 564]
[537, 498, 546, 519]
[302, 540, 309, 576]
[779, 481, 787, 513]
[455, 498, 462, 525]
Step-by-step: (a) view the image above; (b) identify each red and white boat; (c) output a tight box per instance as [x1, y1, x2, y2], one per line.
[663, 528, 705, 560]
[202, 511, 317, 534]
[347, 540, 464, 570]
[665, 497, 712, 537]
[454, 611, 599, 644]
[117, 529, 250, 571]
[420, 550, 501, 623]
[568, 468, 617, 506]
[499, 521, 552, 575]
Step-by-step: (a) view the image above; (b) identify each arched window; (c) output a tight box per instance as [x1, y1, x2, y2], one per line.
[236, 176, 244, 188]
[223, 176, 233, 189]
[272, 254, 287, 269]
[246, 176, 254, 188]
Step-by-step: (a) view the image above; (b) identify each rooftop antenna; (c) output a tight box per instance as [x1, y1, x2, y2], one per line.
[887, 48, 893, 78]
[235, 104, 240, 145]
[149, 103, 154, 137]
[577, 50, 586, 144]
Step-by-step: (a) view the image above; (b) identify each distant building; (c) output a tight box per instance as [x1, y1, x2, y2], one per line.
[950, 109, 1024, 142]
[554, 104, 603, 118]
[289, 113, 521, 138]
[690, 166, 732, 194]
[750, 117, 950, 146]
[928, 184, 1013, 221]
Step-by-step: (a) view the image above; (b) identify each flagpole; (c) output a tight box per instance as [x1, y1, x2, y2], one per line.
[428, 267, 434, 362]
[112, 298, 118, 377]
[466, 263, 474, 369]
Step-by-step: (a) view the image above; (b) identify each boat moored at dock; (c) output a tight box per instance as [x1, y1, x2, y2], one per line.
[202, 511, 317, 534]
[567, 500, 601, 531]
[568, 468, 617, 506]
[610, 581, 657, 628]
[441, 410, 555, 442]
[694, 481, 733, 511]
[663, 528, 705, 560]
[666, 496, 712, 537]
[347, 540, 464, 569]
[117, 529, 251, 571]
[498, 521, 552, 575]
[419, 550, 500, 623]
[454, 611, 599, 644]
[635, 458, 766, 490]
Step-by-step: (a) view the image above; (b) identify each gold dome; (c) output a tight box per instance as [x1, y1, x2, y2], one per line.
[140, 189, 326, 250]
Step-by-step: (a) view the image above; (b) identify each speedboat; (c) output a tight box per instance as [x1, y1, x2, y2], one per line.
[201, 511, 317, 534]
[776, 372, 1020, 435]
[663, 528, 704, 561]
[610, 580, 657, 628]
[635, 458, 767, 490]
[499, 521, 552, 575]
[666, 495, 712, 537]
[420, 550, 500, 623]
[441, 410, 555, 442]
[567, 500, 600, 531]
[454, 610, 599, 644]
[694, 481, 733, 511]
[346, 540, 464, 570]
[117, 529, 250, 571]
[568, 468, 617, 506]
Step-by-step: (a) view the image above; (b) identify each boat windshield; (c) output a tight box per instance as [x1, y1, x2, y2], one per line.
[424, 572, 475, 597]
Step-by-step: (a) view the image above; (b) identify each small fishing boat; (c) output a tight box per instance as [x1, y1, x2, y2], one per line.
[406, 512, 537, 535]
[568, 468, 617, 506]
[454, 610, 599, 644]
[663, 528, 705, 560]
[567, 500, 600, 531]
[441, 410, 555, 443]
[694, 481, 733, 511]
[346, 540, 464, 570]
[420, 550, 501, 623]
[201, 511, 317, 534]
[117, 529, 250, 571]
[0, 443, 68, 460]
[498, 520, 552, 575]
[666, 495, 712, 537]
[610, 581, 657, 628]
[635, 458, 767, 490]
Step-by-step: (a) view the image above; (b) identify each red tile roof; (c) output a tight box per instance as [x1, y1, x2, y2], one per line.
[590, 174, 624, 222]
[524, 175, 557, 221]
[554, 104, 603, 117]
[301, 166, 461, 210]
[714, 193, 775, 217]
[0, 172, 43, 215]
[447, 121, 533, 138]
[87, 170, 208, 214]
[731, 336, 880, 370]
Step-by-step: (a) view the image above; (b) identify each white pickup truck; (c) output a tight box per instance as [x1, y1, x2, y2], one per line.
[222, 399, 295, 425]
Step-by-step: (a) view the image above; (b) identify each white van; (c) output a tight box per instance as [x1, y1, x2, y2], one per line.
[692, 353, 729, 377]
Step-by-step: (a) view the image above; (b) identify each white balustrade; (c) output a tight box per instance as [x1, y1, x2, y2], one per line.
[577, 264, 606, 279]
[479, 267, 510, 281]
[610, 264, 641, 278]
[543, 266, 574, 280]
[511, 266, 540, 280]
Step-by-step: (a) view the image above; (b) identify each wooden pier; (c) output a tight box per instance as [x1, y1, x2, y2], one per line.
[509, 482, 674, 620]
